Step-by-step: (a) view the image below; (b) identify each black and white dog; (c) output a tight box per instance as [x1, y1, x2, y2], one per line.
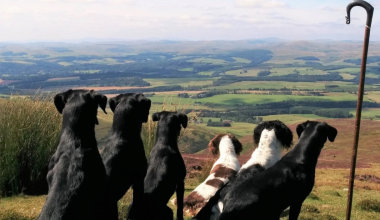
[38, 89, 108, 220]
[140, 111, 188, 220]
[98, 93, 151, 220]
[194, 120, 293, 220]
[218, 121, 337, 220]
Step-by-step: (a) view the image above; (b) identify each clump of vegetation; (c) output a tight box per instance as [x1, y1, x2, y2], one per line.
[327, 190, 341, 197]
[301, 204, 319, 213]
[0, 212, 34, 220]
[141, 117, 158, 159]
[0, 95, 61, 196]
[357, 199, 380, 213]
[307, 192, 320, 200]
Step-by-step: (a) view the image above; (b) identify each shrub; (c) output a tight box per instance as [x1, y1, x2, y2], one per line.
[357, 199, 380, 213]
[0, 95, 61, 196]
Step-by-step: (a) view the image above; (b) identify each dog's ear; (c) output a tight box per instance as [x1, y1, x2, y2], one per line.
[54, 89, 72, 114]
[275, 121, 293, 149]
[92, 92, 107, 114]
[326, 124, 338, 142]
[253, 122, 265, 146]
[108, 96, 120, 113]
[296, 121, 308, 138]
[138, 94, 151, 123]
[208, 134, 225, 156]
[152, 112, 161, 122]
[228, 134, 243, 156]
[178, 113, 188, 129]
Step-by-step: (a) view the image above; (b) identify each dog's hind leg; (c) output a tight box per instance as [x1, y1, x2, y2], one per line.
[175, 181, 185, 220]
[126, 174, 145, 219]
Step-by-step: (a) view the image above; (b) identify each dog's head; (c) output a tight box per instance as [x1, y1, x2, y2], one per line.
[54, 89, 107, 125]
[152, 111, 188, 136]
[296, 121, 338, 144]
[108, 93, 151, 123]
[253, 120, 293, 150]
[208, 134, 243, 156]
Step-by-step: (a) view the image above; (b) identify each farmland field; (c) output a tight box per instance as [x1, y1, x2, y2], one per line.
[2, 40, 380, 220]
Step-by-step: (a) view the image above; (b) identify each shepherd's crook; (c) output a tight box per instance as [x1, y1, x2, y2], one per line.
[345, 1, 374, 220]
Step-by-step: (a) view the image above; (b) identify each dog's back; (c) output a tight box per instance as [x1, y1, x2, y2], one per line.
[142, 111, 188, 220]
[98, 93, 151, 220]
[38, 90, 108, 220]
[181, 134, 242, 216]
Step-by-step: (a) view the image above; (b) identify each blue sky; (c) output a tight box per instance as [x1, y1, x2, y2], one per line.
[0, 0, 379, 42]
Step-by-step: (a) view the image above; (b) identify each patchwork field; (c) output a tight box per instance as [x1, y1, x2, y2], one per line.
[2, 40, 380, 220]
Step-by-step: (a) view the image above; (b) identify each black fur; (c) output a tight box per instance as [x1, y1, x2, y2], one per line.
[139, 111, 188, 220]
[38, 89, 107, 220]
[194, 120, 293, 220]
[218, 121, 337, 220]
[253, 120, 293, 149]
[97, 93, 151, 220]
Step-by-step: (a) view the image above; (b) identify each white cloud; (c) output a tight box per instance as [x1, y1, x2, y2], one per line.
[235, 0, 288, 8]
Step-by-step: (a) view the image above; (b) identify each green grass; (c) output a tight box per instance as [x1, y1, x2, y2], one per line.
[224, 68, 260, 77]
[197, 93, 370, 106]
[178, 68, 194, 71]
[263, 114, 328, 124]
[144, 78, 214, 87]
[270, 67, 326, 76]
[195, 122, 256, 137]
[2, 165, 380, 220]
[150, 93, 370, 109]
[336, 67, 361, 74]
[188, 58, 227, 65]
[232, 57, 251, 63]
[197, 71, 214, 76]
[349, 108, 380, 120]
[209, 81, 358, 90]
[340, 73, 356, 80]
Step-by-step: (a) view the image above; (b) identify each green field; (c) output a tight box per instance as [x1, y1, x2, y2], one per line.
[197, 93, 368, 106]
[225, 68, 260, 77]
[196, 121, 256, 137]
[149, 93, 369, 108]
[145, 78, 214, 87]
[270, 67, 327, 76]
[188, 57, 227, 65]
[232, 57, 251, 63]
[209, 81, 359, 90]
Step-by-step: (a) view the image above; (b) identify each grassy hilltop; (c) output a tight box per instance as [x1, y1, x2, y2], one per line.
[1, 40, 380, 219]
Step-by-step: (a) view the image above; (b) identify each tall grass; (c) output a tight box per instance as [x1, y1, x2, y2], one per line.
[0, 94, 61, 196]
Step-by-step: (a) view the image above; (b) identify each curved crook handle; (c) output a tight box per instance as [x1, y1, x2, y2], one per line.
[346, 0, 374, 27]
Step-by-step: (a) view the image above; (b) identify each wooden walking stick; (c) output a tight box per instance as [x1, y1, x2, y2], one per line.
[345, 1, 374, 220]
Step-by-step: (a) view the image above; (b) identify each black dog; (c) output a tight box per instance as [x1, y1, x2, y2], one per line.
[217, 121, 337, 220]
[98, 93, 151, 220]
[140, 111, 188, 220]
[194, 120, 293, 220]
[38, 89, 108, 220]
